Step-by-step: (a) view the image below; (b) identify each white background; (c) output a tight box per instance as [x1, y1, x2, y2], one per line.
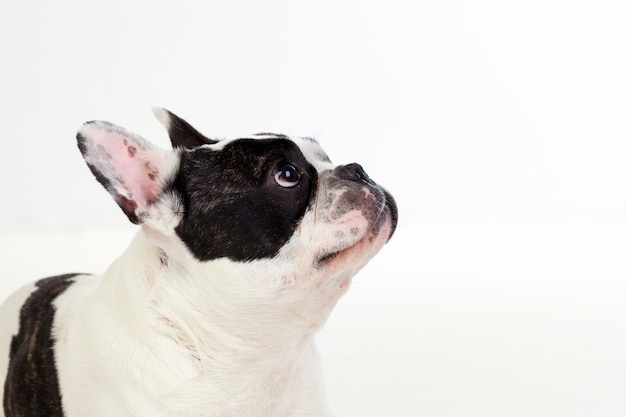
[1, 1, 626, 416]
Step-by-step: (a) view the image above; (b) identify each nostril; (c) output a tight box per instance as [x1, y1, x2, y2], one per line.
[338, 163, 370, 182]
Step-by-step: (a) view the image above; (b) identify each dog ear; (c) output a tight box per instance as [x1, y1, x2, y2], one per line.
[152, 107, 218, 149]
[77, 121, 180, 224]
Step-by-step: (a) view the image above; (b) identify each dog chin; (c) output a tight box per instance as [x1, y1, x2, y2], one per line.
[317, 209, 394, 270]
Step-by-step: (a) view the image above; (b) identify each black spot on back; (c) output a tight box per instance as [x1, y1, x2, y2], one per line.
[3, 273, 81, 417]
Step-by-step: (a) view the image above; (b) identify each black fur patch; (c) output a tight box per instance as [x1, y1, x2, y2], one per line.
[173, 138, 317, 261]
[3, 274, 79, 417]
[163, 108, 219, 149]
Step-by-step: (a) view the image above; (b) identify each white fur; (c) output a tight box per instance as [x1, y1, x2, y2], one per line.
[0, 130, 393, 417]
[49, 214, 389, 416]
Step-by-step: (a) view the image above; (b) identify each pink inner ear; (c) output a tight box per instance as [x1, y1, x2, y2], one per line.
[107, 132, 164, 205]
[80, 122, 170, 220]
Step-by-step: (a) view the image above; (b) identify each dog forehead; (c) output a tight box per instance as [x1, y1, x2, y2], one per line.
[290, 136, 335, 172]
[205, 133, 335, 172]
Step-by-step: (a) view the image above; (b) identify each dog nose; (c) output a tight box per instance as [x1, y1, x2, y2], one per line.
[337, 163, 371, 183]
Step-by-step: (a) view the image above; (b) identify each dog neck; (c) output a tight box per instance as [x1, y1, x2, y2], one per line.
[103, 228, 342, 383]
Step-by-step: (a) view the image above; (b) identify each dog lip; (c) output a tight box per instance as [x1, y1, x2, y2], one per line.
[315, 208, 394, 268]
[314, 183, 397, 268]
[316, 250, 340, 267]
[381, 188, 398, 241]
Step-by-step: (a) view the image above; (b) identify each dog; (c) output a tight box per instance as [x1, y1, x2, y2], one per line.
[0, 108, 398, 417]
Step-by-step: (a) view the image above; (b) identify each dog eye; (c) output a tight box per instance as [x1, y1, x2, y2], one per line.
[274, 163, 301, 188]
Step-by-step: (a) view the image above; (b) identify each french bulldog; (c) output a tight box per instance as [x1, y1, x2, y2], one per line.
[0, 108, 398, 417]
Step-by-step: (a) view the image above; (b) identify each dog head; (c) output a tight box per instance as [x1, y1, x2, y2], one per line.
[77, 108, 398, 317]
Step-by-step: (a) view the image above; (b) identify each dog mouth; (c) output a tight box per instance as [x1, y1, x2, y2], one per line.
[317, 250, 341, 266]
[314, 221, 387, 268]
[315, 189, 397, 268]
